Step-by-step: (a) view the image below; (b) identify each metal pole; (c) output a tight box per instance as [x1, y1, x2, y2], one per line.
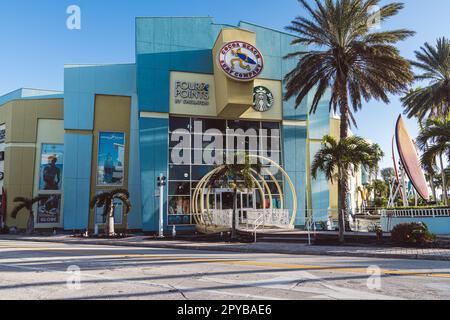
[159, 173, 165, 239]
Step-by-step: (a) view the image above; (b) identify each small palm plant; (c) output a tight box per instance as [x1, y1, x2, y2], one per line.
[11, 196, 48, 235]
[90, 189, 131, 237]
[208, 154, 259, 241]
[311, 136, 384, 243]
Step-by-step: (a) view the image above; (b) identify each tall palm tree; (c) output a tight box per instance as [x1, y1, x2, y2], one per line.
[90, 189, 132, 236]
[11, 196, 48, 235]
[285, 0, 414, 219]
[402, 38, 450, 121]
[208, 155, 258, 241]
[311, 135, 384, 242]
[416, 116, 450, 205]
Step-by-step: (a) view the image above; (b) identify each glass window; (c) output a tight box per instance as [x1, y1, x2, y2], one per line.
[169, 182, 191, 196]
[168, 215, 192, 226]
[192, 118, 226, 133]
[169, 165, 190, 181]
[227, 120, 260, 132]
[192, 165, 215, 181]
[170, 117, 191, 132]
[168, 196, 191, 215]
[262, 122, 280, 130]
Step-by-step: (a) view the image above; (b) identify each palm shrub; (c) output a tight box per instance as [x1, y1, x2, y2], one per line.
[311, 135, 384, 242]
[11, 196, 48, 235]
[90, 189, 131, 237]
[285, 0, 414, 224]
[391, 222, 436, 245]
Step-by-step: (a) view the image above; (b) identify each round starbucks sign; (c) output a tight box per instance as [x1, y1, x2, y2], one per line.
[218, 41, 264, 82]
[253, 86, 274, 112]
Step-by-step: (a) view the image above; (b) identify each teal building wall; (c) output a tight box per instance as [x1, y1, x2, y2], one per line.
[135, 17, 329, 229]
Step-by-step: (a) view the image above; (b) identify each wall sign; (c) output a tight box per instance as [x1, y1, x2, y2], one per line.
[174, 81, 210, 106]
[37, 194, 61, 224]
[218, 41, 264, 82]
[253, 86, 274, 112]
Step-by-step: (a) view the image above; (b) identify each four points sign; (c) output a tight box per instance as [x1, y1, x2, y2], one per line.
[218, 41, 264, 82]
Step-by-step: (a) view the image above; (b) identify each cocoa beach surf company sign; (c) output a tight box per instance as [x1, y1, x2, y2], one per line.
[218, 41, 264, 81]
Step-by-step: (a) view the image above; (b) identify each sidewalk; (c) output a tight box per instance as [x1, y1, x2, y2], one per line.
[1, 234, 450, 262]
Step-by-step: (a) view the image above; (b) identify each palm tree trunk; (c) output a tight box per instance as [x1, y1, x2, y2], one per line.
[439, 153, 448, 206]
[429, 174, 437, 203]
[26, 212, 34, 235]
[108, 205, 115, 237]
[231, 190, 237, 241]
[337, 81, 350, 243]
[338, 172, 346, 244]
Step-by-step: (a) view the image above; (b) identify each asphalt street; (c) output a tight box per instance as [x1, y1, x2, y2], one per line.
[0, 240, 449, 300]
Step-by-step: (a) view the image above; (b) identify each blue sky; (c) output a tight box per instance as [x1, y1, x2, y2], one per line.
[1, 0, 449, 168]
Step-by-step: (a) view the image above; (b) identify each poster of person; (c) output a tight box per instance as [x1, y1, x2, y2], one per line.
[39, 144, 64, 191]
[94, 193, 123, 225]
[36, 194, 61, 224]
[97, 132, 125, 186]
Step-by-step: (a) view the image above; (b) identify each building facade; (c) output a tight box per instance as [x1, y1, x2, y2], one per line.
[1, 17, 346, 232]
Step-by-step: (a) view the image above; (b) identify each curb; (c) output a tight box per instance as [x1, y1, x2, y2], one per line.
[1, 236, 450, 262]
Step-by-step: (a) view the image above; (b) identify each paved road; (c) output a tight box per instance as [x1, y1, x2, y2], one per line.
[0, 240, 449, 300]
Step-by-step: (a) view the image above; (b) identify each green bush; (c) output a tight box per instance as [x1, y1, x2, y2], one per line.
[391, 222, 436, 245]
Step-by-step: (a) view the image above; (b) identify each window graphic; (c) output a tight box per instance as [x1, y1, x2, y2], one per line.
[97, 132, 125, 186]
[39, 144, 64, 191]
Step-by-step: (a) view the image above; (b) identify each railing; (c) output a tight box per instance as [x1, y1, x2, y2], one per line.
[252, 215, 266, 243]
[381, 208, 450, 218]
[246, 209, 290, 228]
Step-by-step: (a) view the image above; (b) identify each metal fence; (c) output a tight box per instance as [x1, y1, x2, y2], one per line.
[381, 208, 450, 218]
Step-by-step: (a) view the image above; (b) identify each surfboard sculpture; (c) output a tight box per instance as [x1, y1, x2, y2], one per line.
[395, 116, 430, 200]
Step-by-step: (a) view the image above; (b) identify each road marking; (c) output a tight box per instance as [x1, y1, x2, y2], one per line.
[1, 242, 449, 280]
[0, 261, 283, 300]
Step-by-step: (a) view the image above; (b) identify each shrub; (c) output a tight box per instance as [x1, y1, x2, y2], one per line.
[391, 222, 436, 245]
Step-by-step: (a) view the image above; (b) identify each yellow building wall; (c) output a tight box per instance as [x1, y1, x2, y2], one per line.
[329, 117, 341, 215]
[89, 94, 131, 231]
[33, 119, 65, 229]
[0, 99, 64, 229]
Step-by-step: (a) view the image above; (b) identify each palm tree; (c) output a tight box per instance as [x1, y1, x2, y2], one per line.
[416, 116, 450, 206]
[11, 196, 48, 235]
[90, 189, 132, 236]
[285, 0, 414, 220]
[422, 153, 439, 203]
[381, 168, 396, 184]
[311, 135, 384, 242]
[401, 38, 450, 121]
[208, 155, 258, 241]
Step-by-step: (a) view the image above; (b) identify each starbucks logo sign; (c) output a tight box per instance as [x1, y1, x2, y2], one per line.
[253, 86, 274, 112]
[218, 41, 264, 82]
